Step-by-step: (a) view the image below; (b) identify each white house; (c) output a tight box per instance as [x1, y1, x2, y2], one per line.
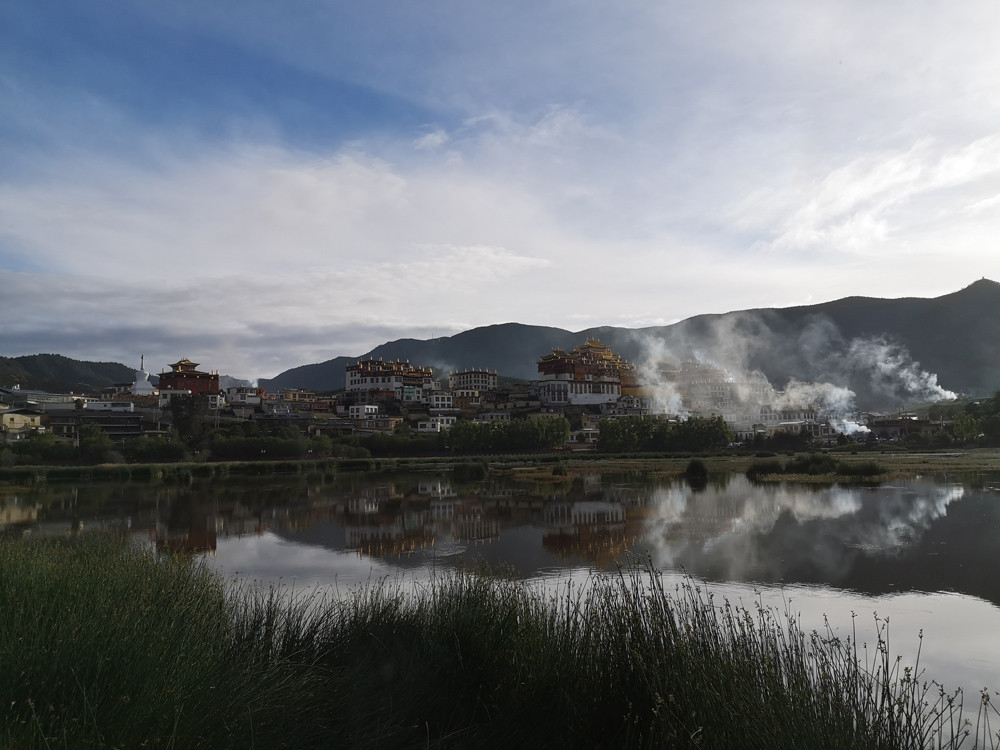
[417, 415, 457, 433]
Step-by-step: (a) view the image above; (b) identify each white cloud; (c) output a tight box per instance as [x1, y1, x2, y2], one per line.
[730, 134, 1000, 272]
[4, 1, 1000, 376]
[413, 129, 449, 151]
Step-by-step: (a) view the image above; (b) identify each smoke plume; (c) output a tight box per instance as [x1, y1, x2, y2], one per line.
[628, 311, 956, 416]
[843, 336, 957, 404]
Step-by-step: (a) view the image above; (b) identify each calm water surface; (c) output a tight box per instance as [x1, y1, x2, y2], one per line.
[5, 468, 1000, 695]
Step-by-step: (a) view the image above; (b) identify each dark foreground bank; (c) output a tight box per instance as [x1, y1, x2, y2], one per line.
[1, 535, 995, 749]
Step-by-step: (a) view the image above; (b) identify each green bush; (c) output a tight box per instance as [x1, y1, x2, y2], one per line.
[785, 453, 839, 475]
[747, 456, 885, 482]
[746, 459, 784, 482]
[836, 460, 885, 477]
[683, 458, 709, 480]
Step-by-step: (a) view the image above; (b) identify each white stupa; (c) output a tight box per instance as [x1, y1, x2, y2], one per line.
[131, 354, 157, 397]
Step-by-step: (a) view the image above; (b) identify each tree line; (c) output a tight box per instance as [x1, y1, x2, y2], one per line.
[9, 390, 1000, 467]
[596, 415, 733, 453]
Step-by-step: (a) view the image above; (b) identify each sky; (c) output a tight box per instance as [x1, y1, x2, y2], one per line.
[2, 1, 1000, 380]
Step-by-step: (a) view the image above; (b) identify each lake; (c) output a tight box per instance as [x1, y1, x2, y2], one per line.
[4, 467, 1000, 698]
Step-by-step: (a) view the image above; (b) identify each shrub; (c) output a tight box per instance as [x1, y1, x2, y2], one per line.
[683, 458, 708, 480]
[746, 459, 784, 482]
[836, 460, 885, 477]
[785, 453, 839, 475]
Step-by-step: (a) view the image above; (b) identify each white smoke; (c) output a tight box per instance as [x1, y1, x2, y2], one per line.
[632, 334, 689, 416]
[649, 381, 687, 416]
[627, 309, 957, 415]
[644, 481, 964, 580]
[844, 336, 957, 404]
[829, 418, 870, 435]
[772, 379, 856, 414]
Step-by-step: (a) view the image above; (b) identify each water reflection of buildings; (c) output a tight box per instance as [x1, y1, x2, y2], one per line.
[418, 480, 456, 499]
[11, 471, 1000, 609]
[154, 527, 219, 554]
[346, 519, 423, 557]
[148, 510, 229, 554]
[344, 494, 500, 559]
[542, 500, 631, 566]
[1, 496, 39, 530]
[452, 512, 499, 544]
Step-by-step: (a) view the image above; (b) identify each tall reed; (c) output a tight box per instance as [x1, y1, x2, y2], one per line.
[1, 536, 995, 749]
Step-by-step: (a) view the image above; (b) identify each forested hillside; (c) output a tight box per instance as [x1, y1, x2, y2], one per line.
[0, 355, 134, 394]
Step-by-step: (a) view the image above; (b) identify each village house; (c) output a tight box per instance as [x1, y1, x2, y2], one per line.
[308, 418, 355, 438]
[225, 386, 264, 407]
[0, 386, 78, 411]
[866, 414, 940, 441]
[44, 407, 145, 444]
[355, 415, 404, 435]
[424, 391, 454, 411]
[0, 408, 45, 443]
[159, 389, 223, 411]
[474, 411, 511, 423]
[276, 389, 316, 408]
[417, 415, 457, 433]
[349, 404, 379, 420]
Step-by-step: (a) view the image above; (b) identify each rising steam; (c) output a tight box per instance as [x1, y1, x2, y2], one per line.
[844, 336, 957, 404]
[628, 312, 955, 432]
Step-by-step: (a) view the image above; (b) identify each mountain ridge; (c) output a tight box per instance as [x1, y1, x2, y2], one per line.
[261, 280, 1000, 409]
[3, 281, 997, 410]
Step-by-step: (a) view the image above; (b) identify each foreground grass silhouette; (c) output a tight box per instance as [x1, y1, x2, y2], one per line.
[1, 534, 995, 749]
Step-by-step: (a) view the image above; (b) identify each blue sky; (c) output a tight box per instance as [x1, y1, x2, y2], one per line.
[2, 1, 999, 379]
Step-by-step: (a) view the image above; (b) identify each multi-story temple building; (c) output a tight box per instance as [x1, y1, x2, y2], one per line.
[157, 358, 219, 396]
[535, 340, 638, 406]
[448, 369, 498, 392]
[346, 358, 434, 396]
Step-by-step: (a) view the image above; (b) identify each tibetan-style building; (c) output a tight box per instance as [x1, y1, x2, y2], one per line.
[346, 358, 434, 395]
[448, 369, 498, 392]
[158, 358, 219, 395]
[536, 339, 638, 406]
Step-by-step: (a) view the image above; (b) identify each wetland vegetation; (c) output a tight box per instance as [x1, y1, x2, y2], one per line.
[3, 533, 995, 749]
[6, 450, 1000, 747]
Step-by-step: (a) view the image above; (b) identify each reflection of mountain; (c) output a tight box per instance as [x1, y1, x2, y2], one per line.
[638, 477, 1000, 604]
[845, 493, 1000, 599]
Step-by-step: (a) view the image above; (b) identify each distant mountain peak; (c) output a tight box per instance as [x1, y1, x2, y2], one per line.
[962, 278, 999, 291]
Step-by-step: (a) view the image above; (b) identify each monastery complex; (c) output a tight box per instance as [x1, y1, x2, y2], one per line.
[1, 340, 933, 447]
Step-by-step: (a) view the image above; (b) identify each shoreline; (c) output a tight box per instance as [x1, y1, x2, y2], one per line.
[3, 448, 1000, 488]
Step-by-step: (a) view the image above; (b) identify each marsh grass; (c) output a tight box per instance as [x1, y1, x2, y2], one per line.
[747, 454, 887, 484]
[1, 536, 996, 749]
[0, 535, 324, 749]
